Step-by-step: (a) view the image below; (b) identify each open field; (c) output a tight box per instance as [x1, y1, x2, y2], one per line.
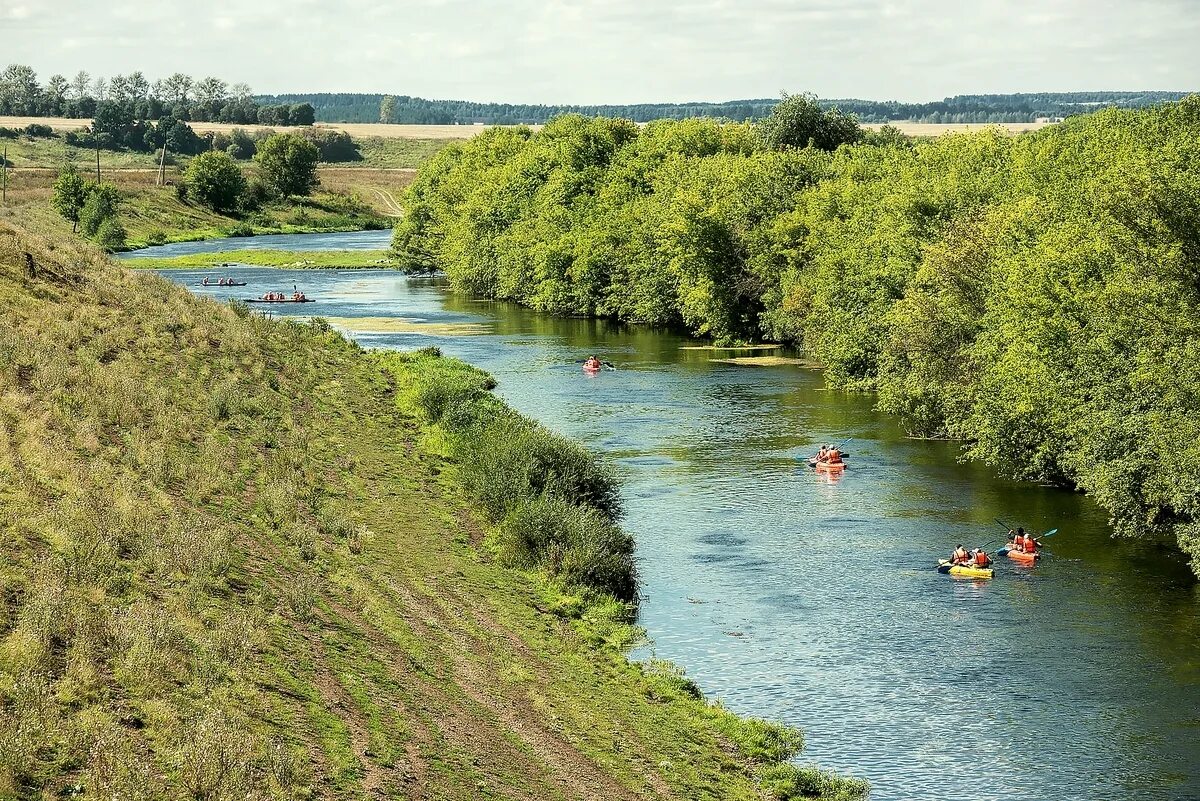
[4, 115, 1056, 141]
[1, 115, 526, 140]
[862, 120, 1054, 136]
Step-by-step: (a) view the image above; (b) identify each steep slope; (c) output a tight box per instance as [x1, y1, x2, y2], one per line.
[0, 220, 863, 800]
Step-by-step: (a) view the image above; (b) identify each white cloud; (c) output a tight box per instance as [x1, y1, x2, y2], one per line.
[0, 0, 1195, 102]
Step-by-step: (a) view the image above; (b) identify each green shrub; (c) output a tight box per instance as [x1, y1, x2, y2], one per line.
[758, 763, 871, 801]
[93, 217, 127, 252]
[458, 420, 623, 522]
[495, 495, 636, 600]
[640, 659, 703, 702]
[79, 183, 119, 238]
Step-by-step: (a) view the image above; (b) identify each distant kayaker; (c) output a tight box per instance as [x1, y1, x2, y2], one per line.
[816, 444, 829, 462]
[202, 276, 211, 285]
[951, 544, 970, 564]
[826, 446, 843, 465]
[584, 355, 601, 369]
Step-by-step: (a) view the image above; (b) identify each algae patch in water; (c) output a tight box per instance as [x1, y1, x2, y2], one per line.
[710, 356, 821, 367]
[679, 344, 783, 351]
[323, 316, 490, 336]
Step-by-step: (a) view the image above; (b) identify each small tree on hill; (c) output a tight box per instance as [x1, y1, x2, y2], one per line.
[79, 183, 120, 238]
[255, 133, 320, 198]
[185, 150, 247, 213]
[94, 216, 127, 252]
[51, 164, 88, 232]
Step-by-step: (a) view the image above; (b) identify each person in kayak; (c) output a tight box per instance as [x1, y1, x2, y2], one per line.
[825, 446, 843, 465]
[1022, 530, 1038, 555]
[816, 444, 829, 462]
[950, 544, 970, 564]
[972, 548, 992, 567]
[583, 355, 601, 369]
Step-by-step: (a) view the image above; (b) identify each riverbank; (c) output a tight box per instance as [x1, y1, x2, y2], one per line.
[391, 101, 1200, 577]
[0, 214, 865, 799]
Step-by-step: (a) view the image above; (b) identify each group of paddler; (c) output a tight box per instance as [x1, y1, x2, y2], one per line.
[938, 522, 1058, 579]
[259, 290, 308, 301]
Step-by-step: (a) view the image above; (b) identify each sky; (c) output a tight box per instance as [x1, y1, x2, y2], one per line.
[1, 0, 1197, 103]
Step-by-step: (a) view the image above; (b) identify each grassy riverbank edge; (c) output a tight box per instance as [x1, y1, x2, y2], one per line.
[123, 249, 396, 270]
[0, 214, 866, 799]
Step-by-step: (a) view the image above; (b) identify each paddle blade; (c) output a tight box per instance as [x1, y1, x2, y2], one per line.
[1040, 528, 1059, 539]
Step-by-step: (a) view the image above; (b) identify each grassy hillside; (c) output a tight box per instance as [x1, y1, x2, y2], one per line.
[3, 167, 392, 250]
[0, 218, 865, 800]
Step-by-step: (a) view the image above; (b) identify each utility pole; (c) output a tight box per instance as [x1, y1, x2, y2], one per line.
[94, 139, 101, 184]
[1, 145, 7, 205]
[158, 144, 167, 187]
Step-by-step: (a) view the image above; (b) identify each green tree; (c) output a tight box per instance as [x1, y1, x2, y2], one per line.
[51, 164, 89, 232]
[757, 92, 863, 151]
[254, 133, 320, 197]
[79, 183, 120, 238]
[380, 95, 397, 124]
[184, 150, 247, 213]
[289, 103, 316, 126]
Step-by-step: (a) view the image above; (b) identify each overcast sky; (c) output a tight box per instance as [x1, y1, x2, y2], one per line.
[1, 0, 1196, 103]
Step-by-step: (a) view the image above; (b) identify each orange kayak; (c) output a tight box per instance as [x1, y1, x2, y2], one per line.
[813, 460, 845, 471]
[1003, 548, 1039, 564]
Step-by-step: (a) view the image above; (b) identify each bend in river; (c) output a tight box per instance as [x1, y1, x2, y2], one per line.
[131, 230, 1200, 801]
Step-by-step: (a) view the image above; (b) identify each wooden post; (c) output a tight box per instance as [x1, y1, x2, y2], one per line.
[95, 141, 101, 183]
[158, 144, 167, 187]
[1, 145, 7, 205]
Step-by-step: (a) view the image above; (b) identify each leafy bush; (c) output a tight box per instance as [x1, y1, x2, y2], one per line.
[255, 132, 320, 197]
[78, 183, 119, 238]
[496, 496, 636, 600]
[183, 150, 247, 213]
[758, 764, 871, 801]
[93, 217, 127, 252]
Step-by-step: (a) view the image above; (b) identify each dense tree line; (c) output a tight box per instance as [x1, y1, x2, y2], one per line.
[0, 64, 312, 126]
[393, 96, 1200, 575]
[256, 90, 1192, 125]
[259, 92, 779, 124]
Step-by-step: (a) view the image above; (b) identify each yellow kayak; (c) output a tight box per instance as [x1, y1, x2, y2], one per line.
[937, 560, 995, 579]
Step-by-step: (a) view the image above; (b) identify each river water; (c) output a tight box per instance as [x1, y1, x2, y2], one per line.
[130, 231, 1200, 801]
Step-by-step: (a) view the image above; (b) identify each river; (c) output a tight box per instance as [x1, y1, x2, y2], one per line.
[129, 231, 1200, 801]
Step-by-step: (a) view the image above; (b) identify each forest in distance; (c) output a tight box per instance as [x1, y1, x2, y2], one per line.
[258, 90, 1193, 125]
[392, 94, 1200, 577]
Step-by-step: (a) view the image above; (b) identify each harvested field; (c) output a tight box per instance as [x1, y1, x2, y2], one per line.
[863, 121, 1055, 136]
[0, 116, 534, 139]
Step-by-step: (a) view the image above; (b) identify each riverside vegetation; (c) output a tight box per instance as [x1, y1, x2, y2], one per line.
[0, 215, 866, 800]
[392, 95, 1200, 575]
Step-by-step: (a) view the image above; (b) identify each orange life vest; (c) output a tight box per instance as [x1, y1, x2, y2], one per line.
[975, 552, 991, 567]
